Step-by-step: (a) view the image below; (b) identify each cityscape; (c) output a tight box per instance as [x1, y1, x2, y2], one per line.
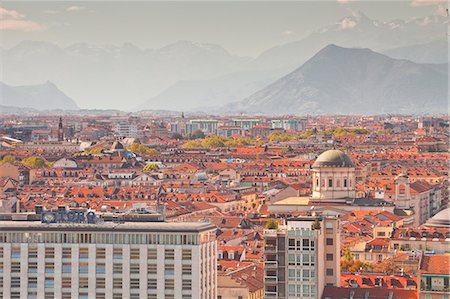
[0, 1, 449, 299]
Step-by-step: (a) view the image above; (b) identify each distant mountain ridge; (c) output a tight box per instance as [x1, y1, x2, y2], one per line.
[0, 81, 79, 110]
[251, 12, 448, 71]
[1, 11, 447, 111]
[225, 44, 448, 115]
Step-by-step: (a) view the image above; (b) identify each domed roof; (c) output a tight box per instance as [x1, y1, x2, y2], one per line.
[312, 149, 355, 168]
[425, 208, 450, 228]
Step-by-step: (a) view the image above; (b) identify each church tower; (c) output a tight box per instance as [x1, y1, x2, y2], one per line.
[58, 117, 64, 142]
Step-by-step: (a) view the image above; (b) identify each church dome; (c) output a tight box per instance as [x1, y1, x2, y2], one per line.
[312, 149, 355, 168]
[424, 208, 450, 228]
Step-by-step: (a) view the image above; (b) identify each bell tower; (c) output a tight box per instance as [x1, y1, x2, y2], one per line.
[58, 117, 64, 142]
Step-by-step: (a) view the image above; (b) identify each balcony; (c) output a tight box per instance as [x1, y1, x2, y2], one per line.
[265, 260, 278, 269]
[265, 276, 278, 284]
[265, 291, 278, 297]
[420, 286, 450, 293]
[265, 244, 277, 253]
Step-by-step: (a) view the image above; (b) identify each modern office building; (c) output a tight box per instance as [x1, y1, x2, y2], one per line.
[189, 120, 218, 135]
[113, 122, 138, 138]
[0, 210, 217, 299]
[264, 216, 341, 299]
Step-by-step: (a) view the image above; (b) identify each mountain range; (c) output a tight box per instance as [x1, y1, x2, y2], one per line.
[0, 81, 79, 110]
[1, 11, 447, 112]
[224, 44, 448, 115]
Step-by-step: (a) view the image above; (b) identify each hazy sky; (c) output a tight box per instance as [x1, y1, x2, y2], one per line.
[0, 1, 441, 57]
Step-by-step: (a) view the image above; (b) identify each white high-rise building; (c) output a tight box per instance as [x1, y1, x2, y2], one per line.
[264, 217, 341, 299]
[0, 212, 217, 299]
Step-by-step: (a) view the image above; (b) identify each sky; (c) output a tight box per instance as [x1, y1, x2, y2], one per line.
[0, 1, 442, 57]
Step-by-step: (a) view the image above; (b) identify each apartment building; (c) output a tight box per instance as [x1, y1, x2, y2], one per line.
[264, 216, 341, 299]
[0, 211, 217, 299]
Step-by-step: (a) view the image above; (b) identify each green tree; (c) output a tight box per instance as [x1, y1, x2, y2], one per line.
[143, 163, 160, 171]
[265, 218, 279, 229]
[311, 218, 321, 230]
[21, 156, 49, 169]
[127, 143, 157, 155]
[1, 155, 16, 164]
[342, 248, 354, 261]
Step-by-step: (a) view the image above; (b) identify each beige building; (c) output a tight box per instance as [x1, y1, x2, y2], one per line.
[311, 150, 356, 200]
[0, 211, 217, 299]
[264, 216, 340, 298]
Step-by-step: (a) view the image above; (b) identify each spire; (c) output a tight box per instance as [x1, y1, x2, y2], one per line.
[58, 116, 64, 142]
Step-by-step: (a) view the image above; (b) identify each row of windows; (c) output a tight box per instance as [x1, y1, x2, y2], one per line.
[288, 238, 315, 251]
[288, 253, 316, 266]
[288, 284, 316, 298]
[2, 261, 193, 275]
[0, 232, 203, 245]
[288, 268, 316, 282]
[315, 178, 351, 188]
[7, 276, 192, 291]
[3, 246, 193, 261]
[6, 292, 193, 299]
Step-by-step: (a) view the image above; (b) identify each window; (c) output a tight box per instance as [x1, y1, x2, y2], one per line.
[182, 249, 192, 260]
[165, 279, 174, 290]
[44, 247, 54, 259]
[328, 179, 333, 188]
[148, 278, 157, 289]
[326, 254, 334, 261]
[29, 247, 38, 258]
[28, 277, 38, 288]
[45, 278, 54, 289]
[326, 268, 334, 276]
[79, 277, 89, 288]
[79, 262, 89, 274]
[113, 248, 122, 260]
[62, 248, 71, 259]
[182, 279, 191, 290]
[29, 262, 38, 273]
[45, 262, 55, 273]
[11, 262, 20, 273]
[130, 278, 140, 289]
[96, 278, 106, 289]
[148, 263, 157, 274]
[130, 263, 140, 274]
[96, 248, 106, 259]
[302, 239, 310, 250]
[11, 276, 21, 288]
[11, 246, 20, 258]
[113, 263, 122, 274]
[303, 269, 310, 281]
[288, 269, 295, 280]
[96, 263, 106, 274]
[113, 278, 122, 288]
[165, 264, 174, 275]
[377, 232, 386, 237]
[344, 179, 348, 187]
[62, 277, 71, 288]
[165, 249, 174, 260]
[303, 285, 310, 297]
[130, 248, 140, 259]
[182, 264, 191, 275]
[148, 249, 157, 259]
[326, 238, 333, 245]
[79, 248, 89, 259]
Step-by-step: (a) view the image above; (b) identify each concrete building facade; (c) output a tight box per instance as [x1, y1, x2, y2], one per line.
[264, 216, 340, 299]
[0, 215, 217, 299]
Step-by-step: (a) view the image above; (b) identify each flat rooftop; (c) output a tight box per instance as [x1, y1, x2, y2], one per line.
[0, 220, 216, 233]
